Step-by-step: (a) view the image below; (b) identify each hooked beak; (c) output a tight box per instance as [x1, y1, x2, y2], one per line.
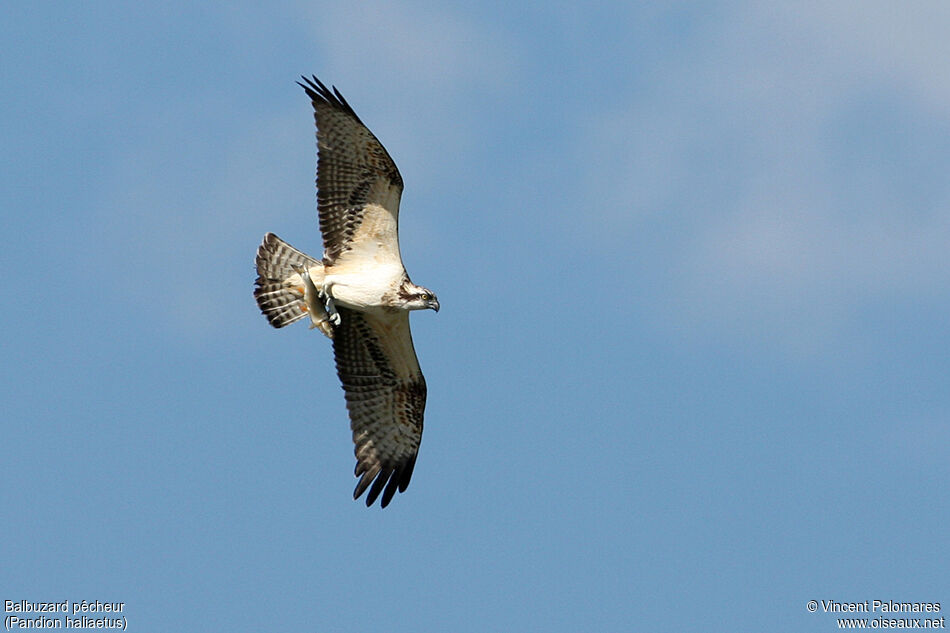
[430, 299, 440, 313]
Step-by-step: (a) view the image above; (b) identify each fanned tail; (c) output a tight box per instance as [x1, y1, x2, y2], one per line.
[254, 233, 321, 328]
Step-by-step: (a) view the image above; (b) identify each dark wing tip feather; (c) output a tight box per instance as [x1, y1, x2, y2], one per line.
[397, 454, 417, 493]
[353, 466, 378, 501]
[352, 460, 417, 509]
[365, 466, 395, 507]
[297, 74, 363, 124]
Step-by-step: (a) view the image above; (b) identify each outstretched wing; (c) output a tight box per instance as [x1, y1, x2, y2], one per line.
[331, 306, 426, 508]
[297, 76, 405, 266]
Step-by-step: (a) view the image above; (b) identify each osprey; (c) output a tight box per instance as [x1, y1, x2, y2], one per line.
[254, 76, 439, 508]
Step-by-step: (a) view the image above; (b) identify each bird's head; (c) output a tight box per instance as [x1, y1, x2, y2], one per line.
[399, 281, 440, 312]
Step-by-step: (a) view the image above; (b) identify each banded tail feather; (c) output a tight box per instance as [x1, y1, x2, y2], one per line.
[254, 233, 321, 329]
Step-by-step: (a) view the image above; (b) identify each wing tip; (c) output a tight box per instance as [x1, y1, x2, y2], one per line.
[352, 457, 417, 508]
[298, 74, 360, 121]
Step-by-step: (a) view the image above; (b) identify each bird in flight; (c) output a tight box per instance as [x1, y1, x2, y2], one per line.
[254, 76, 439, 508]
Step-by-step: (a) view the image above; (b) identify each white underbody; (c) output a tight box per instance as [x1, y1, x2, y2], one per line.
[290, 261, 403, 307]
[320, 200, 407, 310]
[322, 262, 406, 310]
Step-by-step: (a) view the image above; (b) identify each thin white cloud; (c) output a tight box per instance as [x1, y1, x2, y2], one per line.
[778, 2, 950, 112]
[575, 2, 950, 353]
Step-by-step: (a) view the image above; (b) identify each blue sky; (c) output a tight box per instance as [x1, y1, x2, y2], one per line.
[2, 2, 948, 631]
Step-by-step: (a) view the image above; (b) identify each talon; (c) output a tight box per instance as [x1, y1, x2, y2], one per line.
[321, 281, 341, 324]
[324, 296, 341, 324]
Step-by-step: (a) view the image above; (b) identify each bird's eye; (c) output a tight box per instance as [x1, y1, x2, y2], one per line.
[421, 293, 431, 301]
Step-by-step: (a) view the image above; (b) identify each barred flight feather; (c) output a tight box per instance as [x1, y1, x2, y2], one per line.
[332, 306, 425, 508]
